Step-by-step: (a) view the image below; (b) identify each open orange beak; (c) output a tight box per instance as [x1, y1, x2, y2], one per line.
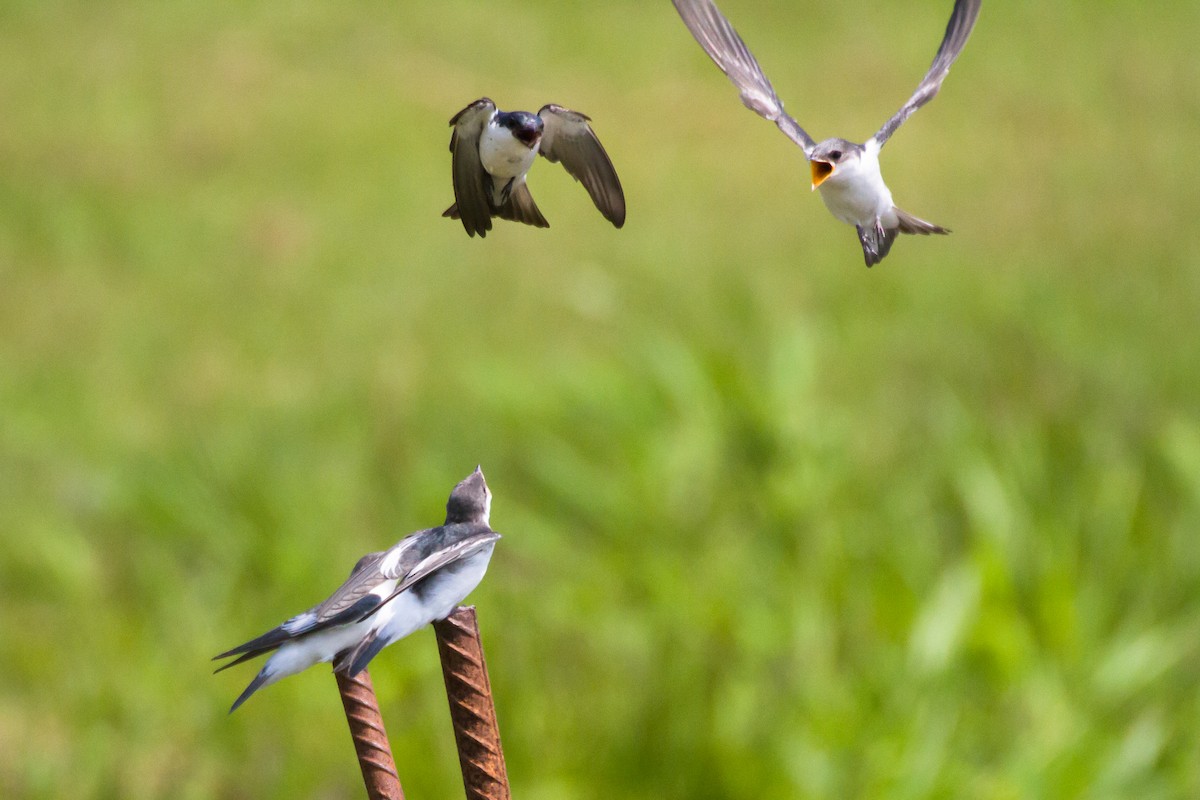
[810, 160, 833, 190]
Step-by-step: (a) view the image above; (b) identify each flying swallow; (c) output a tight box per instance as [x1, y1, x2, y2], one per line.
[443, 98, 626, 237]
[213, 467, 500, 713]
[672, 0, 981, 266]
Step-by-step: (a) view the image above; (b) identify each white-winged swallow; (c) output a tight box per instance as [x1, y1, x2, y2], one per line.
[213, 467, 500, 713]
[672, 0, 981, 266]
[443, 98, 626, 237]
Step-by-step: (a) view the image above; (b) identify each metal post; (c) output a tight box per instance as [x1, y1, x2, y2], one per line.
[433, 606, 512, 800]
[336, 668, 407, 800]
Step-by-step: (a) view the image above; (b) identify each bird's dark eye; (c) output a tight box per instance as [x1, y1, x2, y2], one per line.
[829, 150, 842, 161]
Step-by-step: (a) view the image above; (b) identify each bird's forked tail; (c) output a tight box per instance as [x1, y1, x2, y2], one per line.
[856, 207, 950, 267]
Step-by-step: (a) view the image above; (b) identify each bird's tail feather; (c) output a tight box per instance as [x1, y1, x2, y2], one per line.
[496, 184, 549, 228]
[444, 187, 548, 230]
[335, 630, 390, 678]
[857, 208, 951, 266]
[229, 670, 271, 714]
[856, 222, 899, 267]
[894, 207, 950, 236]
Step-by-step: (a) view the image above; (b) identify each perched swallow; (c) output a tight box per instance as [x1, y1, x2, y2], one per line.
[443, 98, 626, 237]
[672, 0, 981, 266]
[213, 467, 500, 713]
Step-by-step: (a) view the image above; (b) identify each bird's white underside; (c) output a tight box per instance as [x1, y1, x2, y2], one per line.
[260, 616, 378, 688]
[816, 140, 897, 228]
[370, 544, 495, 651]
[479, 117, 539, 180]
[256, 544, 496, 687]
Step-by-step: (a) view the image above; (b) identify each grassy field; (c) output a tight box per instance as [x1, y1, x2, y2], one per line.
[2, 1, 1199, 797]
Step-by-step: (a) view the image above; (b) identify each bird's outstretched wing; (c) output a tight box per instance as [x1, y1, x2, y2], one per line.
[870, 0, 981, 149]
[537, 105, 625, 228]
[671, 0, 816, 156]
[211, 551, 393, 670]
[446, 97, 497, 237]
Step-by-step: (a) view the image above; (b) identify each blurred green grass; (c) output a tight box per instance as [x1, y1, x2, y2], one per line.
[2, 0, 1199, 797]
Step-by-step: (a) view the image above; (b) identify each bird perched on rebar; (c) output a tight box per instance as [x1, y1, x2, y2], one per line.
[213, 467, 500, 713]
[672, 0, 981, 266]
[443, 98, 626, 237]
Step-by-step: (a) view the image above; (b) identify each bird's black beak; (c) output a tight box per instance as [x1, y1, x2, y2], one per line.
[513, 126, 541, 148]
[810, 159, 833, 190]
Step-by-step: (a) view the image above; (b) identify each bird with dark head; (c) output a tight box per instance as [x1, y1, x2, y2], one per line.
[495, 110, 544, 148]
[443, 98, 626, 237]
[445, 465, 492, 525]
[213, 467, 501, 712]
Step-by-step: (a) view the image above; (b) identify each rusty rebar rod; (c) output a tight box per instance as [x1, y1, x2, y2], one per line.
[336, 667, 407, 800]
[433, 606, 512, 800]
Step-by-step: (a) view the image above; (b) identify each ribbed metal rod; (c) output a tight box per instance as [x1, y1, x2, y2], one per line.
[433, 606, 512, 800]
[336, 668, 407, 800]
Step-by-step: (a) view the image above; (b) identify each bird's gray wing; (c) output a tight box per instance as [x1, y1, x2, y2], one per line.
[308, 550, 395, 622]
[212, 551, 393, 665]
[671, 0, 816, 156]
[536, 105, 625, 228]
[367, 531, 501, 615]
[447, 97, 497, 237]
[869, 0, 981, 149]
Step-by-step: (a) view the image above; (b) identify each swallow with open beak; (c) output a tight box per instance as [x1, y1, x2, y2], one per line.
[672, 0, 981, 266]
[443, 98, 626, 237]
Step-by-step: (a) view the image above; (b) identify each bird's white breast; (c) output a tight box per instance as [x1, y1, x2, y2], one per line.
[816, 146, 896, 227]
[378, 544, 496, 644]
[479, 121, 539, 179]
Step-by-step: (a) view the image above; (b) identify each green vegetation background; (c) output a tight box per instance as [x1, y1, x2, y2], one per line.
[2, 1, 1198, 797]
